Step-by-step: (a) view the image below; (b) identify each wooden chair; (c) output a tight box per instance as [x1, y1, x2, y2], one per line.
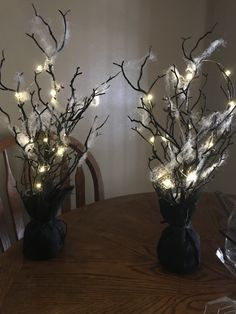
[0, 135, 104, 252]
[62, 136, 104, 212]
[0, 137, 25, 252]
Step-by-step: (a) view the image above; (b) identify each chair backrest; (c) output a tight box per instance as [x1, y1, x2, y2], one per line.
[62, 136, 105, 212]
[0, 135, 104, 251]
[0, 137, 25, 251]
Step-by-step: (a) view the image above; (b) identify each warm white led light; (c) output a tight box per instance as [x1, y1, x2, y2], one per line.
[162, 178, 174, 189]
[151, 168, 170, 183]
[228, 100, 236, 108]
[186, 170, 198, 185]
[185, 72, 194, 81]
[56, 146, 65, 156]
[146, 94, 153, 101]
[43, 137, 48, 143]
[35, 182, 42, 190]
[50, 89, 57, 97]
[36, 65, 43, 72]
[15, 91, 29, 102]
[38, 165, 50, 173]
[161, 136, 168, 142]
[149, 136, 155, 144]
[185, 66, 195, 81]
[38, 166, 46, 173]
[225, 69, 231, 76]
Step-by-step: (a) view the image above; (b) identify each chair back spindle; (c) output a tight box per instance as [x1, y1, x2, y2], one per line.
[75, 166, 85, 208]
[3, 150, 25, 241]
[0, 197, 11, 251]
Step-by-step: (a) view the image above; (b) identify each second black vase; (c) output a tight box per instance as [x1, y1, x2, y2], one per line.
[157, 197, 200, 274]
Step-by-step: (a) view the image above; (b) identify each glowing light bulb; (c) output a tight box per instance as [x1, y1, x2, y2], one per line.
[36, 65, 43, 73]
[50, 89, 57, 97]
[225, 69, 231, 76]
[186, 170, 198, 185]
[15, 91, 29, 102]
[43, 137, 48, 143]
[185, 66, 195, 81]
[157, 169, 168, 180]
[162, 178, 174, 189]
[146, 94, 153, 101]
[38, 165, 49, 173]
[38, 165, 46, 173]
[56, 146, 65, 156]
[185, 72, 194, 81]
[15, 92, 20, 100]
[35, 182, 42, 190]
[228, 100, 236, 108]
[149, 136, 155, 144]
[151, 168, 168, 182]
[161, 136, 168, 142]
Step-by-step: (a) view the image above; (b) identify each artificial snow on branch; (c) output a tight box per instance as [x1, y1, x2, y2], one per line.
[115, 26, 235, 204]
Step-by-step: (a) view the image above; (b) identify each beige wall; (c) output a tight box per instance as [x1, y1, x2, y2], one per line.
[205, 0, 236, 194]
[0, 0, 217, 201]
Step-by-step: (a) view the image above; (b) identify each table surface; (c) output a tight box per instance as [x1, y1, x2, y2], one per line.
[0, 192, 235, 314]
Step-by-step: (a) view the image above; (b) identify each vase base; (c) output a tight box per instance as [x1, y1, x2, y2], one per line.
[23, 218, 67, 260]
[157, 225, 200, 274]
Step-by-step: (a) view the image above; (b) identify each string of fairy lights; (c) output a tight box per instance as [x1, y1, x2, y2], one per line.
[0, 5, 115, 195]
[115, 30, 236, 202]
[13, 60, 67, 191]
[146, 65, 235, 194]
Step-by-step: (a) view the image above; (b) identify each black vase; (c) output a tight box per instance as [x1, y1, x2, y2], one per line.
[23, 218, 66, 260]
[157, 197, 200, 274]
[22, 186, 73, 260]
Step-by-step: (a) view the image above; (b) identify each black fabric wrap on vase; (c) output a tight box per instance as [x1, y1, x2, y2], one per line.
[22, 186, 73, 260]
[157, 197, 200, 274]
[23, 218, 67, 260]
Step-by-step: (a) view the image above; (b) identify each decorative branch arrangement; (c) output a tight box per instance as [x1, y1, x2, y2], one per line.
[0, 5, 117, 196]
[115, 26, 235, 204]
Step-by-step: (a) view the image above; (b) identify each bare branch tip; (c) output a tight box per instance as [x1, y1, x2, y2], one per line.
[31, 3, 38, 16]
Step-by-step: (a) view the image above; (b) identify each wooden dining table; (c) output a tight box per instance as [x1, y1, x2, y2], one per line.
[0, 192, 235, 314]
